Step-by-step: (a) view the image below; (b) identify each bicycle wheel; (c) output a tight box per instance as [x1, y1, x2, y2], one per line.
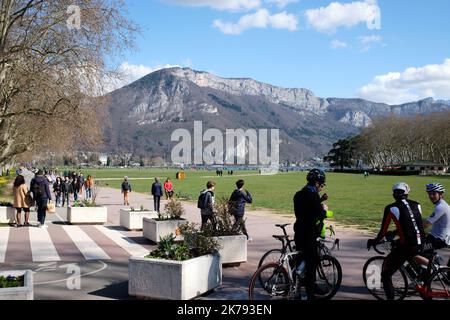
[424, 267, 450, 300]
[314, 255, 342, 300]
[362, 256, 408, 300]
[249, 263, 291, 300]
[258, 249, 283, 268]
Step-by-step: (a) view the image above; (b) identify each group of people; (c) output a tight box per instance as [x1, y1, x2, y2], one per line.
[197, 179, 253, 241]
[293, 168, 449, 300]
[11, 169, 94, 228]
[121, 177, 174, 212]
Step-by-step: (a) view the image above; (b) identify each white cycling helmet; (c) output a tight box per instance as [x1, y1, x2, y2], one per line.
[426, 183, 445, 193]
[392, 182, 410, 195]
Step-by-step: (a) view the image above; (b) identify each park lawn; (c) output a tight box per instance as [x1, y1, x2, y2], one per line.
[68, 168, 449, 232]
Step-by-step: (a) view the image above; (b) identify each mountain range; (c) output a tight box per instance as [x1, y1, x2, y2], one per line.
[101, 67, 450, 163]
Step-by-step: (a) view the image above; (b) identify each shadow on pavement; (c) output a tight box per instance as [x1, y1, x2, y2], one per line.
[88, 281, 130, 300]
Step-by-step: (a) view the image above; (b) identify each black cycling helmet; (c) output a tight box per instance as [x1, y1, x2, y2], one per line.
[307, 168, 326, 185]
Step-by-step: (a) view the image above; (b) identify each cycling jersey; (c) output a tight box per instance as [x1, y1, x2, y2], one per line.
[427, 199, 450, 245]
[376, 199, 425, 248]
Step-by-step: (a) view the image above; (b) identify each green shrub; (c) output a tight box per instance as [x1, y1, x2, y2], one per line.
[72, 200, 101, 208]
[0, 275, 24, 288]
[158, 198, 185, 220]
[146, 223, 221, 261]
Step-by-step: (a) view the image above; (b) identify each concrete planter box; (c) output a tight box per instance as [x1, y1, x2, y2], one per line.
[143, 217, 188, 243]
[120, 209, 158, 230]
[0, 206, 15, 224]
[129, 253, 222, 300]
[67, 206, 107, 224]
[214, 235, 247, 265]
[0, 270, 33, 300]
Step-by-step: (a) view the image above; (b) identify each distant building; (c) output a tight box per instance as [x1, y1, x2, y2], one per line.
[385, 160, 448, 175]
[99, 154, 108, 166]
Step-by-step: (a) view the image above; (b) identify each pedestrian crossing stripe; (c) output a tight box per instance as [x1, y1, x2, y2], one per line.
[0, 225, 150, 263]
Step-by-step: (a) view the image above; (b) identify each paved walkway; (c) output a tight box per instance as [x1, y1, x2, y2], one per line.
[2, 182, 448, 300]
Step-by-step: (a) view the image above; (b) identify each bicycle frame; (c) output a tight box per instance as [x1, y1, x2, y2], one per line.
[369, 237, 450, 300]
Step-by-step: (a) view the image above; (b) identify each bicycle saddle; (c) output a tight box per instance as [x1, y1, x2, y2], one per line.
[272, 235, 288, 241]
[275, 223, 290, 228]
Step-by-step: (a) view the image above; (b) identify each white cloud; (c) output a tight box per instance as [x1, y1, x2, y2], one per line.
[357, 59, 450, 104]
[168, 0, 261, 11]
[359, 34, 382, 51]
[265, 0, 298, 8]
[104, 62, 183, 93]
[213, 9, 297, 34]
[305, 0, 381, 33]
[330, 39, 347, 49]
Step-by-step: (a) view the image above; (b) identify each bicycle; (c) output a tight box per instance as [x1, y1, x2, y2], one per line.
[257, 223, 340, 268]
[363, 233, 450, 300]
[249, 227, 342, 300]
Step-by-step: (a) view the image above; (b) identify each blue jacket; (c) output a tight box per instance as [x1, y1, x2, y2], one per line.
[30, 175, 52, 200]
[229, 189, 252, 217]
[151, 182, 163, 197]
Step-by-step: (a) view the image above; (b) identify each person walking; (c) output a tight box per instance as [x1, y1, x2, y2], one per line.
[30, 170, 52, 228]
[72, 175, 81, 202]
[85, 175, 94, 201]
[198, 181, 216, 230]
[229, 179, 252, 240]
[62, 176, 72, 207]
[53, 176, 63, 207]
[121, 176, 132, 206]
[12, 175, 31, 227]
[151, 178, 163, 213]
[164, 178, 174, 200]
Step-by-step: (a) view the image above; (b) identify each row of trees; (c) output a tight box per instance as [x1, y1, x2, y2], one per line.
[0, 0, 136, 165]
[324, 111, 450, 169]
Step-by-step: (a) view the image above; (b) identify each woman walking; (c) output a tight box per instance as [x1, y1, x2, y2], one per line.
[12, 175, 31, 227]
[53, 176, 63, 207]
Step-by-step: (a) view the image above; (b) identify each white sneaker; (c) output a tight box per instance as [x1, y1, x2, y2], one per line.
[41, 224, 48, 229]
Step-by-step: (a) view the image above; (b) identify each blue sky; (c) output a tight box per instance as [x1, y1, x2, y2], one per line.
[115, 0, 450, 105]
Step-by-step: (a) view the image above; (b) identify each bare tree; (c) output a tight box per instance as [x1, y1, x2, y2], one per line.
[0, 0, 137, 165]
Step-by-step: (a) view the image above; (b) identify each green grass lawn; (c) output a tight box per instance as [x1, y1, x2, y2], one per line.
[67, 168, 449, 232]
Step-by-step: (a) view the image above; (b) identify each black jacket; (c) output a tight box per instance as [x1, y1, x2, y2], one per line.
[229, 189, 252, 217]
[30, 175, 52, 201]
[151, 182, 163, 197]
[293, 184, 326, 243]
[376, 199, 425, 248]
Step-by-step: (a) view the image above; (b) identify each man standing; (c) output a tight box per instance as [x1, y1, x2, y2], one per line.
[367, 182, 425, 300]
[229, 179, 252, 240]
[30, 170, 52, 228]
[293, 169, 328, 300]
[151, 178, 163, 213]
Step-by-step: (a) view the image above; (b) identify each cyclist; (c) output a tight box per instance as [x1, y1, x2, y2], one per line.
[367, 182, 426, 300]
[416, 183, 450, 267]
[293, 168, 328, 300]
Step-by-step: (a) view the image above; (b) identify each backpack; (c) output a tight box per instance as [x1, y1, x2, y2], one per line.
[197, 191, 210, 209]
[31, 179, 44, 200]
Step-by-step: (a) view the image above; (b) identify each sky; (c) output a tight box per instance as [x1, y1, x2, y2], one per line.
[113, 0, 450, 105]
